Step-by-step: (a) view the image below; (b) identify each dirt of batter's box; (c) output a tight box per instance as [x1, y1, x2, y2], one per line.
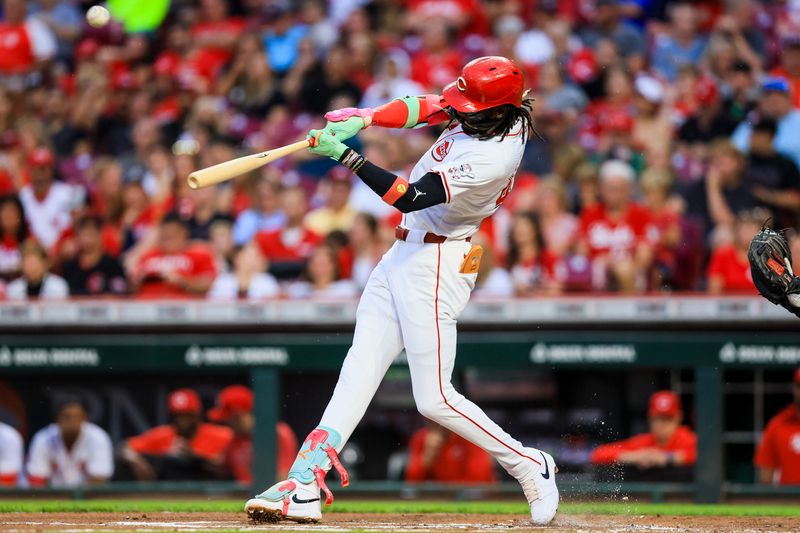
[0, 511, 798, 532]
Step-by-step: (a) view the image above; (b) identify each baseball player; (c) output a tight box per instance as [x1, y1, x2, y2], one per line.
[245, 57, 559, 525]
[0, 421, 23, 487]
[27, 397, 113, 487]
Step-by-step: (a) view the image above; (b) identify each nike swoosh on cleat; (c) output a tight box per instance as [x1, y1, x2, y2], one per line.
[291, 494, 320, 504]
[540, 452, 550, 480]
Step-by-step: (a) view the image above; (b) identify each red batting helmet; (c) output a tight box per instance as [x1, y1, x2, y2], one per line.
[443, 56, 525, 113]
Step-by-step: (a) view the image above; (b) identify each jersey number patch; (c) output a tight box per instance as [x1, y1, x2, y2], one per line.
[495, 176, 514, 207]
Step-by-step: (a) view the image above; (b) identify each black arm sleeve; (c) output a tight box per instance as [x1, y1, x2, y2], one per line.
[342, 149, 447, 213]
[393, 172, 447, 213]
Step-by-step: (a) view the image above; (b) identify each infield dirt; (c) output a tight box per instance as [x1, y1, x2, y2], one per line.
[1, 512, 798, 532]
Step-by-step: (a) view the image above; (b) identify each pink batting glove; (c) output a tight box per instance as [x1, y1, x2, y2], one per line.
[324, 107, 374, 127]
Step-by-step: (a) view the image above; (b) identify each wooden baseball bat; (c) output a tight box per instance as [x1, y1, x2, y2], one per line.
[187, 138, 312, 190]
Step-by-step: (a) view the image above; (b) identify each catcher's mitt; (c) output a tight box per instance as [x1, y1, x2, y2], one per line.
[748, 227, 800, 318]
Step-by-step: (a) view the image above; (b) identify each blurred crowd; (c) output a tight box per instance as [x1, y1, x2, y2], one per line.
[3, 0, 800, 299]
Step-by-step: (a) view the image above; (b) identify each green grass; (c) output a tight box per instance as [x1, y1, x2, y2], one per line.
[1, 499, 799, 517]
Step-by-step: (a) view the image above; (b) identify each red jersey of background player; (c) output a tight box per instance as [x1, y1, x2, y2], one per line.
[406, 427, 496, 483]
[754, 369, 800, 484]
[706, 245, 757, 294]
[590, 426, 698, 465]
[580, 203, 656, 259]
[254, 228, 322, 262]
[755, 405, 800, 484]
[128, 422, 232, 461]
[190, 16, 245, 81]
[135, 244, 217, 297]
[225, 422, 298, 484]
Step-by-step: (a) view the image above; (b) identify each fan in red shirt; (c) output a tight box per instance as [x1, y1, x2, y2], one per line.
[207, 385, 299, 484]
[770, 37, 800, 109]
[0, 0, 56, 79]
[254, 186, 321, 275]
[578, 160, 656, 292]
[406, 422, 496, 484]
[405, 0, 489, 36]
[409, 20, 464, 91]
[189, 0, 246, 82]
[754, 369, 800, 485]
[590, 391, 697, 471]
[707, 209, 763, 294]
[132, 212, 217, 298]
[121, 389, 234, 481]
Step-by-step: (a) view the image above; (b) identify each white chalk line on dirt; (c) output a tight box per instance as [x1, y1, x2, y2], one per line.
[3, 520, 792, 533]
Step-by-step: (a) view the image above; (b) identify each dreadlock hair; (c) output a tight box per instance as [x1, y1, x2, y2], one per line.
[446, 95, 536, 142]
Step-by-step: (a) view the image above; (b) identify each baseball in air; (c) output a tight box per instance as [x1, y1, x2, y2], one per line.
[86, 5, 111, 28]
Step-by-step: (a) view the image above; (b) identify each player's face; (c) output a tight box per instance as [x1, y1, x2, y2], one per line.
[600, 177, 631, 210]
[172, 413, 200, 438]
[77, 224, 101, 252]
[761, 92, 791, 119]
[257, 182, 278, 213]
[234, 245, 266, 274]
[30, 165, 53, 189]
[3, 0, 25, 24]
[750, 131, 774, 155]
[229, 411, 254, 436]
[329, 181, 351, 210]
[649, 415, 680, 443]
[159, 222, 188, 254]
[57, 403, 86, 439]
[0, 200, 21, 233]
[21, 252, 47, 282]
[282, 189, 307, 223]
[735, 220, 760, 249]
[308, 247, 337, 284]
[511, 216, 536, 247]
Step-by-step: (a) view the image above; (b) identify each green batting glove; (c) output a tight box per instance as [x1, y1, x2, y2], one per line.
[322, 116, 365, 141]
[307, 129, 348, 161]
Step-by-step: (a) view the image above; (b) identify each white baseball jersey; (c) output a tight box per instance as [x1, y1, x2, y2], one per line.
[402, 119, 526, 239]
[19, 182, 76, 248]
[0, 422, 23, 485]
[27, 422, 113, 487]
[316, 116, 547, 489]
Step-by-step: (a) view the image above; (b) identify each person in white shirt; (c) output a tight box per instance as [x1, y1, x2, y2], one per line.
[18, 147, 75, 248]
[472, 234, 514, 298]
[6, 240, 68, 300]
[0, 422, 23, 487]
[208, 244, 280, 300]
[27, 397, 113, 488]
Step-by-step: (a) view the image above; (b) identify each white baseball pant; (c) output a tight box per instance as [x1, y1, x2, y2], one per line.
[318, 239, 541, 480]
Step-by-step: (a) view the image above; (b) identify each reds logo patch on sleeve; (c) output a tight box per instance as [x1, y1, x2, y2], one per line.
[432, 138, 453, 162]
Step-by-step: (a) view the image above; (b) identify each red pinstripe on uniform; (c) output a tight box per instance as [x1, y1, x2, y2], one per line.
[434, 244, 540, 467]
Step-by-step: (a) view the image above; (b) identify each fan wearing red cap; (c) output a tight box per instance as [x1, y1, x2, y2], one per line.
[245, 57, 559, 527]
[121, 388, 233, 481]
[677, 77, 740, 146]
[754, 369, 800, 485]
[590, 391, 697, 471]
[207, 385, 298, 484]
